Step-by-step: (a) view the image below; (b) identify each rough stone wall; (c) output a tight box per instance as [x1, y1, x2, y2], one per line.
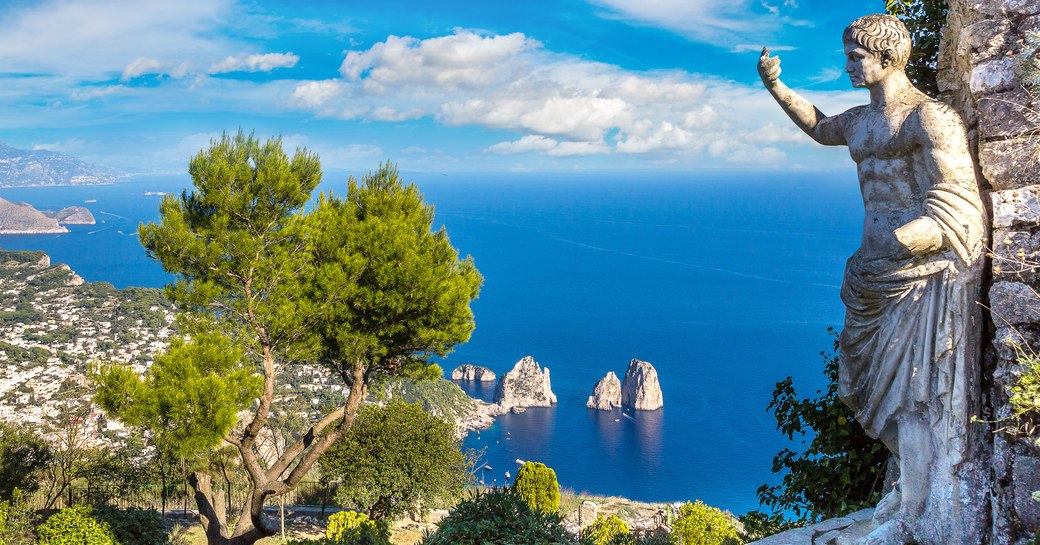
[939, 1, 1040, 543]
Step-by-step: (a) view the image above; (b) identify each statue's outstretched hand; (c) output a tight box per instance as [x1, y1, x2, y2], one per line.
[758, 47, 781, 87]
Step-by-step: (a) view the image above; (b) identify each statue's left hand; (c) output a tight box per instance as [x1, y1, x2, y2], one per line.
[894, 217, 944, 257]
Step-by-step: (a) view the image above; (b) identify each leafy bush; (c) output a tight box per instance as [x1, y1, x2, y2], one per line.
[670, 501, 740, 545]
[755, 329, 887, 524]
[420, 489, 571, 545]
[93, 506, 170, 545]
[513, 461, 560, 514]
[325, 511, 389, 545]
[320, 401, 471, 521]
[1011, 351, 1040, 421]
[36, 505, 116, 545]
[0, 422, 51, 500]
[580, 515, 630, 545]
[0, 490, 39, 545]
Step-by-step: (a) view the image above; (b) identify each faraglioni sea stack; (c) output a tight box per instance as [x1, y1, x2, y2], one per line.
[586, 371, 622, 410]
[620, 359, 663, 411]
[451, 364, 496, 382]
[493, 356, 557, 409]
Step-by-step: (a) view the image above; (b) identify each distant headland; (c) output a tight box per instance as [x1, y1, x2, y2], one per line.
[0, 142, 126, 187]
[0, 197, 95, 234]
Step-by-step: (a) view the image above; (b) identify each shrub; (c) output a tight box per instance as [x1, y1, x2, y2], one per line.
[756, 329, 887, 523]
[36, 505, 116, 545]
[325, 511, 390, 545]
[0, 490, 38, 545]
[670, 501, 740, 545]
[513, 461, 560, 514]
[92, 506, 170, 545]
[420, 489, 571, 545]
[320, 401, 471, 521]
[580, 515, 630, 545]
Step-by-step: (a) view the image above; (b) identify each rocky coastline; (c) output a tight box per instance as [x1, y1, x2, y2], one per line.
[0, 197, 95, 234]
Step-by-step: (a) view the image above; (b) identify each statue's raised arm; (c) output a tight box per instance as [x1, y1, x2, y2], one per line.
[757, 48, 847, 146]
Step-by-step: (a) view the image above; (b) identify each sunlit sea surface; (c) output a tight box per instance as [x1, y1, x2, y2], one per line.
[0, 171, 863, 514]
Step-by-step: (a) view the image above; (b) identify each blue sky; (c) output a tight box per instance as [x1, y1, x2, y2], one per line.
[0, 0, 882, 174]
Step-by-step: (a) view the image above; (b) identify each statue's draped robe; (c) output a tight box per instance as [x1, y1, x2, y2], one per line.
[838, 181, 985, 466]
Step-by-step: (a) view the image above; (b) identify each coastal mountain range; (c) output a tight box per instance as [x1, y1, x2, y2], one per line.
[0, 142, 125, 187]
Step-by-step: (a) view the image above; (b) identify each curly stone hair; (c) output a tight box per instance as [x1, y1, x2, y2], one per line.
[843, 14, 912, 69]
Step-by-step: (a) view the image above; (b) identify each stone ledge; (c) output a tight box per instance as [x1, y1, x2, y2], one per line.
[971, 57, 1017, 95]
[992, 185, 1040, 229]
[747, 509, 874, 545]
[992, 227, 1040, 284]
[969, 0, 1040, 16]
[990, 281, 1040, 325]
[981, 140, 1040, 190]
[979, 89, 1038, 139]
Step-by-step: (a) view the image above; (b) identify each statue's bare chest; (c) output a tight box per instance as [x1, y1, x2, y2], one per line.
[846, 105, 917, 163]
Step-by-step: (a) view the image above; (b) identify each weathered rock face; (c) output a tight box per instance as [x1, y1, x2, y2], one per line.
[940, 2, 1040, 542]
[620, 359, 663, 411]
[493, 356, 556, 408]
[451, 364, 496, 382]
[586, 371, 622, 410]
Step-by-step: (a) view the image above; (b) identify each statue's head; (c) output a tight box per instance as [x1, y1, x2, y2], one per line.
[842, 14, 911, 88]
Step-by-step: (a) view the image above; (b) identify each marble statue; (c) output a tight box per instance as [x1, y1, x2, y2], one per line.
[758, 14, 988, 545]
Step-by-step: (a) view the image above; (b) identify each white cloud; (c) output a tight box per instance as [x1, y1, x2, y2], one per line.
[31, 138, 86, 152]
[290, 80, 345, 110]
[292, 29, 867, 162]
[485, 135, 610, 157]
[209, 52, 299, 74]
[70, 85, 126, 101]
[340, 31, 539, 92]
[731, 44, 796, 53]
[485, 135, 560, 154]
[587, 0, 805, 47]
[0, 0, 233, 77]
[121, 57, 165, 81]
[808, 67, 843, 85]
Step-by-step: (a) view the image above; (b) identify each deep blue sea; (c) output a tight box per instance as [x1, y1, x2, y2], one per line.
[0, 171, 863, 514]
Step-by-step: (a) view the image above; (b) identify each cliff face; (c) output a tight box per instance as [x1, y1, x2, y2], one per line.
[0, 198, 67, 234]
[586, 371, 622, 410]
[620, 359, 663, 411]
[493, 356, 557, 408]
[0, 198, 97, 233]
[451, 364, 496, 382]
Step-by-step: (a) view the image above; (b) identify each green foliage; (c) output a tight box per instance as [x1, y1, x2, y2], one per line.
[37, 505, 116, 545]
[884, 0, 948, 97]
[513, 462, 560, 514]
[320, 401, 471, 521]
[92, 506, 170, 545]
[325, 511, 390, 545]
[303, 162, 482, 384]
[94, 332, 261, 459]
[0, 490, 38, 545]
[1010, 351, 1040, 422]
[580, 515, 630, 545]
[669, 501, 740, 545]
[377, 377, 477, 426]
[756, 329, 887, 523]
[736, 510, 795, 542]
[0, 422, 52, 499]
[420, 489, 572, 545]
